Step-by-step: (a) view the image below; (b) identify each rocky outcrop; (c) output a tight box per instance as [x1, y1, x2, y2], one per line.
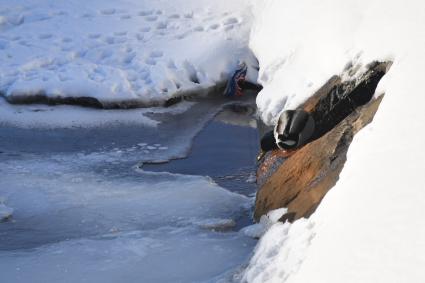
[254, 62, 390, 222]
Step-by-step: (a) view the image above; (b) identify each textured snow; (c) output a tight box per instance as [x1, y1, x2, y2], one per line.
[250, 0, 404, 125]
[0, 0, 255, 106]
[245, 0, 425, 282]
[243, 218, 315, 283]
[240, 208, 287, 239]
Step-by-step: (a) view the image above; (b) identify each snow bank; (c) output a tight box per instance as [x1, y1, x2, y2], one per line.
[243, 218, 314, 283]
[246, 0, 425, 282]
[241, 208, 287, 239]
[0, 0, 255, 107]
[250, 0, 416, 125]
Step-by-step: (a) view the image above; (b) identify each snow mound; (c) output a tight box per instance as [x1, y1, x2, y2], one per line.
[250, 0, 415, 125]
[0, 0, 256, 107]
[243, 218, 315, 283]
[246, 0, 425, 282]
[240, 208, 287, 238]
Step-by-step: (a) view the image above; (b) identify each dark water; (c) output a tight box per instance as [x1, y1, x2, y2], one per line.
[143, 105, 259, 196]
[0, 94, 261, 250]
[0, 93, 262, 283]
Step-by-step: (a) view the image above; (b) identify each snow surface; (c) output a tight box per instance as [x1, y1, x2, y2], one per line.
[0, 0, 256, 107]
[251, 0, 399, 125]
[243, 218, 314, 283]
[245, 0, 425, 282]
[240, 208, 287, 239]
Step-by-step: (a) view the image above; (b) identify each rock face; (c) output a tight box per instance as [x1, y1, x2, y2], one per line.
[254, 62, 390, 222]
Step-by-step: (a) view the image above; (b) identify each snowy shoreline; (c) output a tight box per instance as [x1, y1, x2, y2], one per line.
[1, 81, 225, 109]
[0, 0, 256, 111]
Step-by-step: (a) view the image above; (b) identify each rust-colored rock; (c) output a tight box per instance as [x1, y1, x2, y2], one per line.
[254, 62, 391, 222]
[255, 95, 383, 221]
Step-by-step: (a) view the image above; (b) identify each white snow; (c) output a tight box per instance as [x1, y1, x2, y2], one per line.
[251, 0, 411, 125]
[241, 208, 287, 239]
[243, 218, 315, 283]
[245, 0, 425, 282]
[0, 0, 255, 107]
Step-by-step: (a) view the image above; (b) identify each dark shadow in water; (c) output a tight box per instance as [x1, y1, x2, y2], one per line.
[143, 104, 260, 197]
[0, 95, 261, 250]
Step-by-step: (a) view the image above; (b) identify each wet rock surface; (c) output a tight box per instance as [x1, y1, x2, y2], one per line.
[255, 62, 389, 222]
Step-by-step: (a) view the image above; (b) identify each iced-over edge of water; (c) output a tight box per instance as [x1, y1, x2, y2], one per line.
[0, 156, 255, 282]
[0, 95, 259, 283]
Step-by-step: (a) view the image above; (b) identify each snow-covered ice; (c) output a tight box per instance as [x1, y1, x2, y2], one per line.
[0, 0, 256, 108]
[2, 227, 252, 283]
[0, 90, 260, 282]
[0, 107, 258, 282]
[193, 218, 237, 231]
[244, 0, 425, 282]
[0, 0, 261, 282]
[0, 96, 195, 128]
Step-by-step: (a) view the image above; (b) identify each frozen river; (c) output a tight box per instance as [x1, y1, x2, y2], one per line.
[0, 94, 259, 282]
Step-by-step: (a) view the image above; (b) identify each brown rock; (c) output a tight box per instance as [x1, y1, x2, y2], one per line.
[254, 62, 390, 222]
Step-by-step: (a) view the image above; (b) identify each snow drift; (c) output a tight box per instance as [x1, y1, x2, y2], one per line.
[245, 0, 425, 282]
[0, 0, 256, 108]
